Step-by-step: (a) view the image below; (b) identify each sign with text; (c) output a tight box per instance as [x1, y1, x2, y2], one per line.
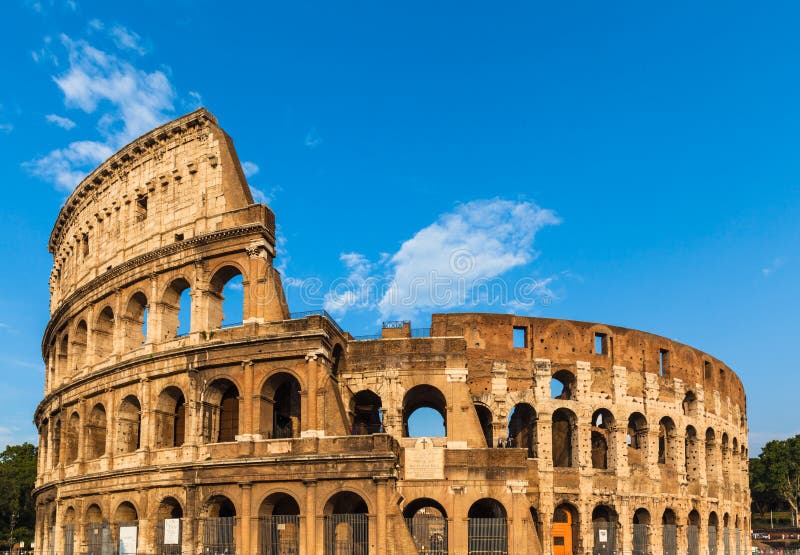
[119, 525, 137, 555]
[163, 518, 180, 545]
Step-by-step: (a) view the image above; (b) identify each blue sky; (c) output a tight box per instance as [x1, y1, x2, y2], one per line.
[0, 0, 798, 454]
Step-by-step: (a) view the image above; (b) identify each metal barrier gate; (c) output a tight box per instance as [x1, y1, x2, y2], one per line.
[85, 522, 112, 555]
[592, 522, 616, 554]
[405, 514, 448, 555]
[663, 524, 678, 555]
[735, 528, 740, 555]
[688, 524, 700, 555]
[259, 515, 300, 555]
[467, 517, 507, 555]
[63, 524, 75, 555]
[709, 525, 718, 555]
[203, 516, 236, 554]
[724, 527, 731, 555]
[156, 518, 182, 555]
[323, 513, 369, 555]
[632, 523, 649, 555]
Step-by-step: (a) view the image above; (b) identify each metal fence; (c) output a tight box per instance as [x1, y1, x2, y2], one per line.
[632, 523, 649, 555]
[323, 513, 368, 555]
[84, 522, 112, 555]
[687, 524, 700, 555]
[405, 514, 448, 555]
[592, 522, 616, 554]
[63, 525, 75, 555]
[467, 517, 507, 555]
[203, 516, 236, 554]
[258, 515, 300, 555]
[155, 519, 181, 555]
[709, 525, 718, 555]
[724, 527, 731, 555]
[735, 528, 741, 555]
[662, 524, 678, 555]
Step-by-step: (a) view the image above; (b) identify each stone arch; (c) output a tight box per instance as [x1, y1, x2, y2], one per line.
[58, 332, 69, 378]
[626, 412, 648, 467]
[208, 264, 245, 329]
[592, 505, 618, 554]
[155, 386, 186, 448]
[204, 378, 240, 443]
[156, 496, 183, 519]
[721, 432, 731, 478]
[658, 416, 677, 466]
[260, 372, 302, 439]
[113, 500, 139, 523]
[94, 306, 115, 360]
[65, 411, 80, 463]
[553, 503, 579, 555]
[86, 403, 107, 459]
[552, 408, 578, 468]
[474, 403, 493, 448]
[160, 276, 192, 339]
[688, 509, 701, 555]
[323, 491, 369, 555]
[632, 508, 651, 555]
[51, 416, 61, 467]
[72, 320, 88, 372]
[541, 320, 581, 355]
[258, 492, 301, 555]
[350, 389, 383, 435]
[403, 384, 447, 437]
[123, 291, 148, 351]
[508, 403, 537, 458]
[591, 408, 615, 470]
[551, 369, 576, 400]
[705, 428, 719, 481]
[468, 498, 508, 555]
[117, 395, 142, 454]
[203, 495, 237, 553]
[662, 508, 678, 554]
[685, 425, 701, 482]
[331, 343, 345, 378]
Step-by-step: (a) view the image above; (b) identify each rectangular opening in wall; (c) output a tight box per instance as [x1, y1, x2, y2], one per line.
[81, 234, 89, 258]
[513, 326, 527, 349]
[704, 361, 712, 382]
[135, 196, 148, 222]
[659, 349, 670, 377]
[594, 333, 607, 355]
[175, 233, 184, 242]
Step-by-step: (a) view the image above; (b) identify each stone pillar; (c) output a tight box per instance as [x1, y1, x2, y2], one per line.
[303, 480, 317, 555]
[239, 360, 254, 439]
[139, 378, 152, 462]
[374, 477, 387, 555]
[303, 351, 321, 437]
[537, 411, 553, 471]
[190, 259, 207, 333]
[184, 485, 197, 555]
[239, 483, 252, 555]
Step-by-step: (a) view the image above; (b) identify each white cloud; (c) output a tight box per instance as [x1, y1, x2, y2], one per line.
[762, 257, 787, 278]
[242, 161, 259, 177]
[108, 24, 148, 55]
[304, 126, 323, 148]
[323, 198, 561, 321]
[188, 90, 203, 107]
[26, 31, 178, 190]
[45, 113, 76, 129]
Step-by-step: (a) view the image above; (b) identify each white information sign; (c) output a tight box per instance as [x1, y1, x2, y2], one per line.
[164, 518, 180, 545]
[119, 525, 138, 555]
[598, 529, 608, 543]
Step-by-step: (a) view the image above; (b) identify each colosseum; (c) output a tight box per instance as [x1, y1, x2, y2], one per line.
[33, 108, 750, 555]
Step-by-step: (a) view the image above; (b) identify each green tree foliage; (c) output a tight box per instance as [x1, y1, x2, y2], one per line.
[751, 435, 800, 522]
[0, 443, 37, 548]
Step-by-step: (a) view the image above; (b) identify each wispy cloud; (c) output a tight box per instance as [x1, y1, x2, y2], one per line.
[25, 29, 179, 191]
[762, 256, 787, 278]
[241, 161, 259, 178]
[89, 19, 149, 55]
[45, 113, 76, 129]
[322, 198, 560, 321]
[304, 126, 323, 148]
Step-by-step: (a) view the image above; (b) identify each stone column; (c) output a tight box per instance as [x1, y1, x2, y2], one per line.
[303, 480, 317, 555]
[374, 477, 387, 555]
[239, 483, 252, 555]
[184, 485, 197, 555]
[303, 351, 320, 437]
[239, 360, 254, 439]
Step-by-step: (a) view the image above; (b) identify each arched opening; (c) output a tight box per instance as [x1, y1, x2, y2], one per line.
[259, 493, 300, 555]
[209, 265, 244, 329]
[722, 513, 732, 555]
[550, 370, 576, 400]
[85, 504, 110, 555]
[592, 505, 618, 554]
[552, 408, 577, 468]
[331, 344, 345, 378]
[508, 403, 537, 458]
[662, 509, 678, 555]
[687, 510, 701, 555]
[113, 502, 139, 555]
[632, 508, 650, 555]
[86, 404, 107, 459]
[52, 417, 61, 467]
[66, 411, 80, 463]
[552, 504, 578, 555]
[123, 292, 148, 351]
[705, 428, 718, 482]
[721, 433, 731, 480]
[94, 306, 115, 360]
[261, 373, 302, 439]
[204, 379, 240, 443]
[685, 426, 701, 483]
[323, 492, 368, 555]
[156, 387, 186, 448]
[161, 278, 192, 338]
[156, 497, 183, 555]
[626, 412, 648, 467]
[468, 498, 507, 555]
[708, 512, 719, 555]
[350, 390, 383, 435]
[403, 498, 448, 555]
[474, 404, 494, 448]
[63, 506, 76, 555]
[72, 320, 87, 372]
[204, 496, 236, 554]
[403, 385, 447, 437]
[40, 420, 49, 471]
[591, 409, 614, 470]
[682, 391, 698, 416]
[58, 333, 69, 378]
[117, 395, 142, 454]
[658, 417, 676, 466]
[734, 515, 742, 554]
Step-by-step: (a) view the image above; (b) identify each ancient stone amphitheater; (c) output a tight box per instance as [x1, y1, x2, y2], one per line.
[33, 109, 750, 555]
